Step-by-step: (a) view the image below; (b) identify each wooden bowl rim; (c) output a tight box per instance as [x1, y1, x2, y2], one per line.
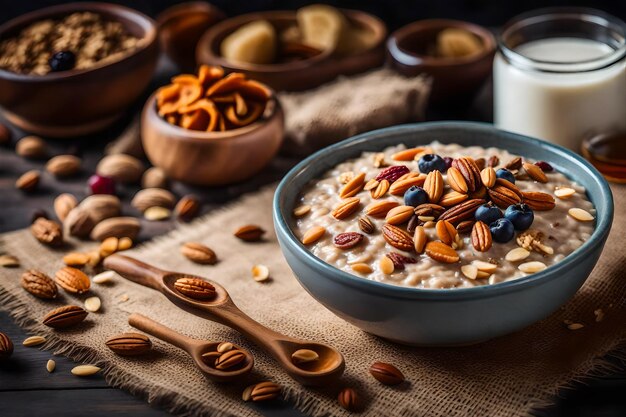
[142, 91, 283, 144]
[387, 18, 496, 68]
[0, 1, 158, 81]
[196, 8, 387, 73]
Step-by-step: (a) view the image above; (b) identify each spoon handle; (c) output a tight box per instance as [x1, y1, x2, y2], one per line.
[104, 254, 166, 291]
[129, 313, 197, 351]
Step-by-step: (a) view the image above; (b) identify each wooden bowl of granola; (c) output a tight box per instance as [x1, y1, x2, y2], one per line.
[0, 2, 159, 137]
[141, 67, 284, 186]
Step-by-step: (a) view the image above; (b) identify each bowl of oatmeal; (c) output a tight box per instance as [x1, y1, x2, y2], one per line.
[273, 122, 613, 346]
[0, 2, 158, 137]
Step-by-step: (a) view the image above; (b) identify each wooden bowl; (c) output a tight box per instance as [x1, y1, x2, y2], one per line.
[195, 9, 387, 91]
[156, 1, 225, 72]
[141, 93, 284, 186]
[0, 2, 159, 137]
[387, 19, 495, 106]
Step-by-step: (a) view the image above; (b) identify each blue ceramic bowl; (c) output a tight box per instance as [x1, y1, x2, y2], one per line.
[273, 122, 613, 346]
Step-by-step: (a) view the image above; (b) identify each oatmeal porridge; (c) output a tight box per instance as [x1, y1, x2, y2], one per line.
[292, 143, 596, 289]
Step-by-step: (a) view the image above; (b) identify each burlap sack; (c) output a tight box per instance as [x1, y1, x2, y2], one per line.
[0, 184, 624, 417]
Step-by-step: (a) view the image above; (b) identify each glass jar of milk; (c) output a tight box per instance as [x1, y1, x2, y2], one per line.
[494, 8, 626, 151]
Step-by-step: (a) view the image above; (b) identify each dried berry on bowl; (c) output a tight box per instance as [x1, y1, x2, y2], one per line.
[156, 65, 272, 132]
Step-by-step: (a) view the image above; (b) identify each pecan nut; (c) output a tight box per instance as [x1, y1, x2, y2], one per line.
[31, 218, 63, 247]
[487, 181, 522, 208]
[174, 277, 216, 300]
[425, 241, 459, 263]
[369, 361, 405, 385]
[522, 191, 556, 211]
[385, 252, 417, 271]
[106, 333, 152, 356]
[423, 170, 444, 203]
[365, 200, 398, 218]
[523, 162, 548, 183]
[471, 221, 492, 252]
[333, 232, 364, 249]
[452, 157, 481, 192]
[43, 305, 88, 329]
[438, 199, 486, 225]
[21, 269, 58, 299]
[382, 224, 414, 251]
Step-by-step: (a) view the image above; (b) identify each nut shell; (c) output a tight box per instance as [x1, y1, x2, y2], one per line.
[106, 333, 152, 356]
[31, 218, 63, 246]
[96, 154, 144, 183]
[43, 305, 88, 329]
[0, 331, 14, 359]
[234, 224, 265, 241]
[369, 361, 405, 385]
[21, 269, 58, 299]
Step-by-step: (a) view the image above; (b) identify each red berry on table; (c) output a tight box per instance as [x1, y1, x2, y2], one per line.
[88, 174, 116, 195]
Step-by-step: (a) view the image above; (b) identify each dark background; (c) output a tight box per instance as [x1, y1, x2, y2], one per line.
[1, 0, 625, 29]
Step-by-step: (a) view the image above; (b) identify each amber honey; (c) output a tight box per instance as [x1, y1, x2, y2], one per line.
[581, 133, 626, 183]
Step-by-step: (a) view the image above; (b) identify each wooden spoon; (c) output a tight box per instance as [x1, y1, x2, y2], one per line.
[128, 312, 253, 382]
[104, 254, 345, 386]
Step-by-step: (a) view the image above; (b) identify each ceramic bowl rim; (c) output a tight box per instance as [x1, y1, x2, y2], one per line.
[0, 1, 157, 81]
[387, 18, 496, 68]
[273, 121, 614, 301]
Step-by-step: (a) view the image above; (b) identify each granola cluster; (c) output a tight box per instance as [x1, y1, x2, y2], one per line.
[0, 12, 139, 75]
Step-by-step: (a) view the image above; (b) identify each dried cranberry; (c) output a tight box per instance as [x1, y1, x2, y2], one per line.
[386, 252, 417, 271]
[88, 174, 116, 195]
[443, 157, 453, 170]
[333, 232, 364, 249]
[375, 165, 410, 183]
[535, 161, 554, 172]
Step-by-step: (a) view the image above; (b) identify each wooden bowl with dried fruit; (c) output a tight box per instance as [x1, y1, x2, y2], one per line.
[195, 5, 387, 91]
[387, 19, 496, 105]
[141, 65, 284, 186]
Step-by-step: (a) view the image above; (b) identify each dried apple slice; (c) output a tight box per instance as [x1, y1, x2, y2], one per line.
[234, 93, 248, 116]
[224, 102, 264, 126]
[180, 110, 209, 131]
[178, 99, 221, 132]
[157, 83, 181, 107]
[198, 65, 225, 89]
[297, 4, 347, 52]
[220, 20, 277, 65]
[205, 72, 246, 97]
[212, 94, 236, 103]
[168, 74, 203, 110]
[237, 80, 272, 101]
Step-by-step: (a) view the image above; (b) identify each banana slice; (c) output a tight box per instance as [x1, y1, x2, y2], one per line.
[297, 4, 347, 53]
[436, 28, 483, 58]
[220, 20, 277, 65]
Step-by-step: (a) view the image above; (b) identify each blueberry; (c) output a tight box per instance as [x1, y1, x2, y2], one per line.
[418, 154, 447, 174]
[49, 50, 76, 72]
[496, 168, 515, 184]
[489, 218, 515, 243]
[475, 203, 502, 225]
[404, 186, 428, 207]
[504, 203, 534, 231]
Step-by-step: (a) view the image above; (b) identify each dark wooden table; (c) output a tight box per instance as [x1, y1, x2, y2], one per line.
[1, 58, 624, 417]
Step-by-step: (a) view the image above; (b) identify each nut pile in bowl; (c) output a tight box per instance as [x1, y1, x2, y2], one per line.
[293, 143, 596, 289]
[156, 65, 272, 132]
[0, 12, 140, 75]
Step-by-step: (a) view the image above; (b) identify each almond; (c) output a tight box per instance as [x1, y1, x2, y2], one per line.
[471, 221, 492, 252]
[522, 191, 556, 211]
[389, 174, 426, 196]
[55, 267, 90, 294]
[215, 349, 246, 370]
[425, 241, 459, 263]
[439, 190, 468, 207]
[382, 224, 413, 251]
[96, 154, 144, 183]
[413, 225, 427, 253]
[141, 167, 169, 189]
[365, 200, 398, 218]
[78, 194, 121, 224]
[106, 333, 152, 356]
[446, 167, 468, 193]
[16, 135, 47, 159]
[64, 207, 96, 238]
[174, 194, 201, 222]
[452, 157, 481, 192]
[43, 305, 88, 329]
[23, 336, 46, 347]
[439, 198, 486, 225]
[131, 188, 176, 212]
[0, 332, 13, 359]
[292, 204, 311, 218]
[358, 216, 375, 234]
[370, 179, 390, 199]
[435, 219, 457, 246]
[174, 277, 216, 300]
[63, 252, 90, 267]
[386, 252, 417, 271]
[21, 270, 58, 299]
[71, 365, 101, 376]
[369, 361, 405, 385]
[247, 381, 281, 402]
[181, 242, 217, 264]
[523, 162, 548, 183]
[488, 183, 522, 208]
[90, 217, 141, 241]
[302, 226, 325, 244]
[568, 208, 594, 222]
[15, 170, 40, 192]
[505, 247, 531, 262]
[518, 261, 547, 273]
[234, 224, 265, 241]
[379, 255, 394, 274]
[391, 147, 426, 161]
[46, 155, 81, 177]
[351, 263, 373, 274]
[99, 237, 119, 257]
[554, 187, 576, 199]
[363, 178, 379, 191]
[339, 172, 365, 198]
[505, 157, 522, 170]
[31, 218, 63, 246]
[144, 206, 171, 221]
[331, 197, 360, 220]
[480, 167, 496, 188]
[423, 170, 444, 203]
[54, 193, 77, 221]
[291, 349, 319, 364]
[413, 203, 446, 219]
[488, 155, 499, 167]
[385, 205, 414, 225]
[338, 388, 359, 411]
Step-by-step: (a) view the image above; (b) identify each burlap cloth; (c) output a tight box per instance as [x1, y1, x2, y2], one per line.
[0, 182, 625, 417]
